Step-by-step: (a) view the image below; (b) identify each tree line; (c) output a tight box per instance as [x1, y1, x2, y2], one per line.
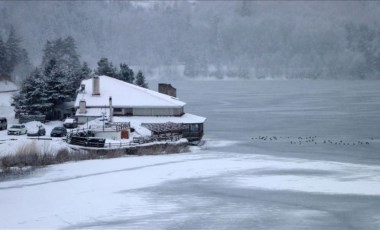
[95, 57, 148, 88]
[2, 1, 380, 79]
[12, 35, 148, 120]
[0, 26, 31, 81]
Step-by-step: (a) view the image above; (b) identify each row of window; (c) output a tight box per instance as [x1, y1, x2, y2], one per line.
[113, 107, 184, 116]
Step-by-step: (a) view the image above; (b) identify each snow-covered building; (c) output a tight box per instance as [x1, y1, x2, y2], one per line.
[74, 76, 206, 142]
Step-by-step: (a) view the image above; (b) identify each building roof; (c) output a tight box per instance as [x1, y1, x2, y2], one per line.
[74, 75, 186, 108]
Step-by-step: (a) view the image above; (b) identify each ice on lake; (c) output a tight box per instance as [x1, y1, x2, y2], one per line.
[1, 80, 380, 229]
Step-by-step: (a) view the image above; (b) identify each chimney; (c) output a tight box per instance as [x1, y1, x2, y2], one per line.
[80, 84, 85, 92]
[158, 83, 177, 97]
[109, 96, 113, 122]
[92, 76, 100, 95]
[79, 100, 86, 114]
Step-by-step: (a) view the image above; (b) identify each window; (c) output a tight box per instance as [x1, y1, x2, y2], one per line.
[190, 124, 199, 132]
[125, 108, 133, 116]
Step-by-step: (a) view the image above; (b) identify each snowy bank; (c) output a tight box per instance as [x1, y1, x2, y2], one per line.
[0, 80, 18, 92]
[0, 139, 189, 173]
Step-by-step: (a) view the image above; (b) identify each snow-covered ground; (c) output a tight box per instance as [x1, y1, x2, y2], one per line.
[1, 148, 380, 229]
[1, 80, 380, 229]
[0, 80, 18, 92]
[0, 120, 68, 156]
[0, 85, 69, 156]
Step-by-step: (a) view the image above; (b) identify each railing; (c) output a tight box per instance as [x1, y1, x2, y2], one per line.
[183, 131, 203, 141]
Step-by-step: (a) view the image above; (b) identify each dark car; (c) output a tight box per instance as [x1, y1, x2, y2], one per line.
[27, 125, 46, 136]
[50, 126, 67, 137]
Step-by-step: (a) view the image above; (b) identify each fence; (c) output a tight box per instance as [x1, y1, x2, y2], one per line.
[66, 128, 183, 149]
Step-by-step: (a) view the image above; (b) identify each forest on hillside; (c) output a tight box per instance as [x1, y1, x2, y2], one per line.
[1, 1, 380, 80]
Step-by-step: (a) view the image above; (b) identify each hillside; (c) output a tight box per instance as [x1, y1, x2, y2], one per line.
[1, 1, 380, 79]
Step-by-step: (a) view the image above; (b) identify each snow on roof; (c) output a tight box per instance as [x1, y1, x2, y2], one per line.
[74, 76, 185, 108]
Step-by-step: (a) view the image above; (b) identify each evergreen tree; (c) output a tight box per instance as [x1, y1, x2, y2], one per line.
[13, 36, 82, 120]
[41, 37, 82, 99]
[119, 63, 134, 83]
[13, 68, 50, 116]
[78, 62, 92, 82]
[0, 37, 6, 79]
[62, 36, 81, 70]
[4, 26, 22, 77]
[12, 48, 33, 83]
[41, 36, 80, 71]
[95, 57, 118, 78]
[70, 61, 93, 96]
[41, 40, 54, 68]
[0, 26, 28, 80]
[345, 24, 380, 79]
[43, 59, 72, 119]
[135, 70, 148, 88]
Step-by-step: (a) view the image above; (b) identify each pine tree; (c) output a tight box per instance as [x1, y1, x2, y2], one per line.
[13, 68, 50, 116]
[95, 57, 118, 78]
[135, 70, 148, 88]
[5, 26, 22, 75]
[12, 48, 33, 82]
[71, 61, 92, 96]
[78, 62, 92, 82]
[119, 63, 134, 83]
[41, 36, 80, 71]
[1, 26, 27, 80]
[41, 37, 82, 99]
[0, 37, 6, 80]
[43, 59, 71, 119]
[41, 40, 54, 68]
[13, 36, 83, 120]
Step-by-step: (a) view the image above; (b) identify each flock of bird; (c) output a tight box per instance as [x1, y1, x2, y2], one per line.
[251, 135, 373, 146]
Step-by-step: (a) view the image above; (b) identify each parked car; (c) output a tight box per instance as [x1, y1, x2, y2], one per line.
[63, 118, 78, 129]
[7, 124, 27, 135]
[0, 117, 7, 130]
[50, 126, 67, 137]
[27, 125, 46, 136]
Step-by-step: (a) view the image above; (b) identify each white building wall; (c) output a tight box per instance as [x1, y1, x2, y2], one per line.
[78, 116, 98, 124]
[95, 131, 121, 140]
[133, 108, 153, 116]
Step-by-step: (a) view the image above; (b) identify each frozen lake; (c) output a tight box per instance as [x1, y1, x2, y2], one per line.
[1, 80, 380, 229]
[178, 80, 380, 165]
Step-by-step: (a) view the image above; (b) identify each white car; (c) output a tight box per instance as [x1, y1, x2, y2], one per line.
[63, 118, 78, 129]
[7, 124, 27, 135]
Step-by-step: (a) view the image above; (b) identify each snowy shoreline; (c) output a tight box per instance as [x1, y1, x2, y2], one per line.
[0, 139, 190, 175]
